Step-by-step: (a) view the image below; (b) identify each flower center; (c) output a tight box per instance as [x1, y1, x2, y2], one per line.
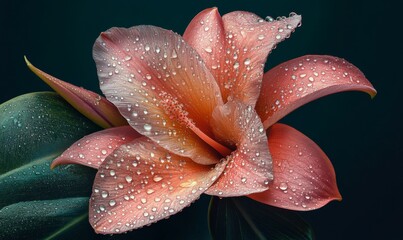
[159, 91, 232, 157]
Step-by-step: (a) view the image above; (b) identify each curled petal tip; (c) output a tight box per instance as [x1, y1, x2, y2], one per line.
[256, 55, 378, 128]
[368, 87, 377, 99]
[25, 57, 127, 128]
[50, 158, 61, 170]
[24, 55, 32, 67]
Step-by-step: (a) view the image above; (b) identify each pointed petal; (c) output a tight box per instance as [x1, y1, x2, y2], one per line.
[216, 12, 301, 105]
[93, 26, 224, 164]
[51, 126, 141, 169]
[256, 55, 377, 129]
[89, 137, 226, 234]
[183, 8, 226, 84]
[24, 56, 127, 128]
[205, 101, 273, 196]
[249, 123, 342, 211]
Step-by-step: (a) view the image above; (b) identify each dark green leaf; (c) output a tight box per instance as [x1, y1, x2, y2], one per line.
[0, 92, 100, 238]
[0, 198, 89, 240]
[209, 196, 314, 240]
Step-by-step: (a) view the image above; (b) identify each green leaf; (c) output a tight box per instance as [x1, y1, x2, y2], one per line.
[0, 92, 100, 238]
[0, 198, 89, 240]
[208, 196, 314, 240]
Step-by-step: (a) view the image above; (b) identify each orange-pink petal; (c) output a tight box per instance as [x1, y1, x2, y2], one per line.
[24, 57, 127, 128]
[218, 12, 301, 105]
[183, 8, 225, 86]
[205, 101, 272, 196]
[249, 123, 342, 211]
[89, 137, 226, 234]
[256, 55, 377, 129]
[93, 26, 224, 164]
[51, 126, 141, 169]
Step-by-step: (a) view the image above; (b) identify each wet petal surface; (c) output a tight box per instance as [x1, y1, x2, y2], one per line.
[218, 12, 301, 105]
[205, 101, 272, 196]
[256, 55, 377, 129]
[249, 124, 341, 211]
[94, 26, 224, 164]
[90, 137, 226, 234]
[183, 7, 225, 83]
[51, 126, 141, 169]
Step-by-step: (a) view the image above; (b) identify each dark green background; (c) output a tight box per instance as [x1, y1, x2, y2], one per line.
[1, 0, 401, 239]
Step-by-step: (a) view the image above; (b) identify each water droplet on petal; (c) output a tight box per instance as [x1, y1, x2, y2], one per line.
[125, 175, 133, 183]
[204, 47, 212, 53]
[101, 191, 109, 198]
[279, 182, 288, 191]
[144, 124, 152, 131]
[153, 175, 163, 182]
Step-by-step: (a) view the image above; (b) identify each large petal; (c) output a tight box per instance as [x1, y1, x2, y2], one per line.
[183, 8, 225, 85]
[89, 137, 226, 234]
[205, 101, 272, 196]
[93, 26, 225, 164]
[256, 55, 377, 129]
[249, 123, 341, 211]
[218, 12, 301, 105]
[51, 126, 141, 169]
[24, 57, 127, 128]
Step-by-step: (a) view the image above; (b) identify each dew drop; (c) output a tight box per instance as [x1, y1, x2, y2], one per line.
[204, 46, 212, 53]
[171, 49, 178, 58]
[153, 175, 163, 182]
[244, 58, 251, 65]
[279, 182, 288, 191]
[125, 175, 133, 183]
[258, 126, 264, 133]
[101, 191, 109, 198]
[144, 124, 152, 131]
[109, 200, 116, 206]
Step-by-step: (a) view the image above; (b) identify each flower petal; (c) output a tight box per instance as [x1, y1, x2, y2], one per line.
[249, 123, 342, 211]
[183, 8, 225, 84]
[205, 101, 273, 196]
[24, 57, 127, 128]
[89, 137, 226, 234]
[218, 12, 301, 105]
[93, 26, 224, 164]
[256, 55, 377, 129]
[51, 126, 141, 169]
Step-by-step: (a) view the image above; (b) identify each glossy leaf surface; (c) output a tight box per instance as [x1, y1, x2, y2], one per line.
[0, 92, 99, 238]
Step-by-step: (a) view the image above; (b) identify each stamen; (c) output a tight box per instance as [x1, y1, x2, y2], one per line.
[159, 91, 232, 157]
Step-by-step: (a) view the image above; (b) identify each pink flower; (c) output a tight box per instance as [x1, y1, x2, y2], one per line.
[32, 8, 376, 234]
